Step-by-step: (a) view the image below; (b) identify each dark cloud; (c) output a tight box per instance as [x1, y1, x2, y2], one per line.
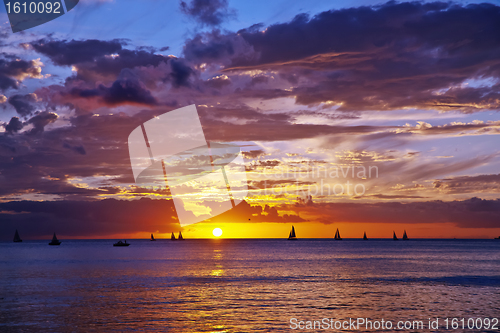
[0, 57, 42, 91]
[8, 94, 37, 117]
[73, 74, 158, 106]
[183, 30, 254, 66]
[184, 2, 500, 112]
[242, 149, 266, 159]
[198, 105, 385, 141]
[27, 111, 58, 135]
[168, 58, 194, 88]
[180, 0, 236, 26]
[76, 49, 171, 82]
[63, 142, 86, 155]
[0, 198, 179, 239]
[4, 117, 23, 133]
[31, 39, 123, 66]
[0, 108, 171, 199]
[208, 200, 305, 224]
[27, 38, 195, 110]
[293, 197, 500, 228]
[434, 174, 500, 194]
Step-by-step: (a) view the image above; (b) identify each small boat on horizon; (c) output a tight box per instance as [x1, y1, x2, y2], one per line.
[178, 232, 184, 240]
[13, 229, 22, 243]
[288, 226, 297, 240]
[363, 232, 368, 240]
[113, 240, 130, 247]
[334, 228, 342, 240]
[49, 232, 61, 245]
[393, 231, 398, 241]
[150, 233, 156, 241]
[402, 230, 409, 240]
[495, 236, 500, 239]
[171, 232, 176, 240]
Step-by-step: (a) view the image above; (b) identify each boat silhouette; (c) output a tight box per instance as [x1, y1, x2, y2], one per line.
[393, 231, 398, 241]
[363, 232, 368, 240]
[13, 229, 22, 242]
[150, 233, 156, 241]
[171, 232, 176, 240]
[495, 236, 500, 239]
[288, 226, 297, 240]
[113, 240, 130, 247]
[49, 232, 61, 245]
[334, 228, 342, 240]
[178, 232, 184, 240]
[402, 230, 409, 240]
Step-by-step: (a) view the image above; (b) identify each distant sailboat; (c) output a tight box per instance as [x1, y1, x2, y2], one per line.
[363, 232, 368, 240]
[402, 230, 409, 240]
[49, 232, 61, 245]
[288, 226, 297, 240]
[171, 232, 176, 240]
[393, 231, 398, 241]
[334, 228, 342, 240]
[150, 233, 156, 241]
[13, 229, 22, 242]
[178, 232, 184, 240]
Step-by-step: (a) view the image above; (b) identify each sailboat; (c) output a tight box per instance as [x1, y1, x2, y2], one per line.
[49, 232, 61, 245]
[150, 233, 156, 241]
[287, 226, 297, 240]
[402, 230, 409, 240]
[13, 229, 22, 242]
[334, 228, 342, 240]
[393, 231, 398, 241]
[363, 232, 368, 240]
[171, 232, 176, 240]
[178, 232, 184, 240]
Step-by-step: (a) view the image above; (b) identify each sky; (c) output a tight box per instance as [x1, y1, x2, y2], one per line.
[0, 0, 500, 239]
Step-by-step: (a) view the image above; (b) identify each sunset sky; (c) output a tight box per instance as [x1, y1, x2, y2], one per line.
[1, 0, 500, 239]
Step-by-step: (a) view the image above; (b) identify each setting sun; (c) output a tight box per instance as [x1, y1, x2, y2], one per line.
[212, 228, 223, 237]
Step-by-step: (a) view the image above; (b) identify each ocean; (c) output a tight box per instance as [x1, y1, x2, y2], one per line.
[1, 239, 499, 332]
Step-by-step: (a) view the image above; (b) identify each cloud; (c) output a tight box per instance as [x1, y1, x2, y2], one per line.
[180, 0, 236, 26]
[198, 105, 385, 141]
[293, 197, 500, 228]
[434, 174, 500, 195]
[27, 38, 196, 110]
[168, 58, 194, 88]
[74, 49, 172, 83]
[0, 57, 43, 91]
[8, 93, 38, 117]
[72, 73, 158, 106]
[3, 117, 23, 134]
[63, 142, 87, 155]
[184, 2, 500, 112]
[31, 39, 123, 66]
[242, 149, 266, 159]
[183, 30, 256, 66]
[0, 198, 180, 239]
[26, 111, 58, 135]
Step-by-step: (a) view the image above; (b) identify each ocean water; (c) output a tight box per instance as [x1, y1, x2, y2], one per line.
[1, 239, 499, 332]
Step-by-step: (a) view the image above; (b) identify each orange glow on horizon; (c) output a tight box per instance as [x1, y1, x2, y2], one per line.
[46, 223, 500, 240]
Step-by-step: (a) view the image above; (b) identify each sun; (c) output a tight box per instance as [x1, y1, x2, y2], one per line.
[212, 228, 223, 237]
